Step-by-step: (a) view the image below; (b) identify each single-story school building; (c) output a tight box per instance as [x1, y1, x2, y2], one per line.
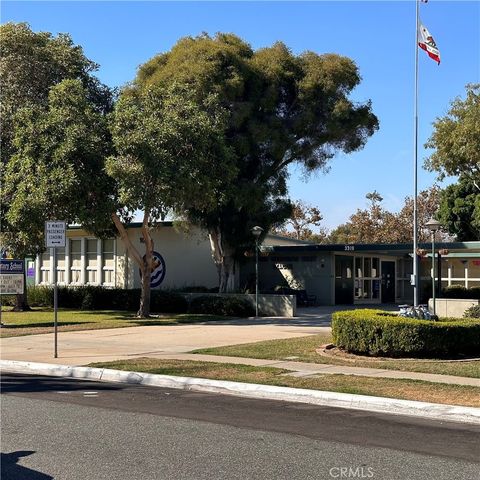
[33, 222, 480, 305]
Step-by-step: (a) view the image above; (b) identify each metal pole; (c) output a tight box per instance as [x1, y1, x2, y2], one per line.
[255, 238, 259, 317]
[432, 233, 436, 316]
[53, 247, 58, 358]
[413, 0, 420, 307]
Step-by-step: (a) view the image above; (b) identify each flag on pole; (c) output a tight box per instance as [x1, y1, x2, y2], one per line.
[418, 21, 441, 64]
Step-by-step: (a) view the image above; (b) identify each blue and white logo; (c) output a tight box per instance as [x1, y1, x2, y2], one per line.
[140, 251, 166, 288]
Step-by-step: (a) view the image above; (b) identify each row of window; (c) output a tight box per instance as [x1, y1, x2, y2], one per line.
[39, 238, 115, 286]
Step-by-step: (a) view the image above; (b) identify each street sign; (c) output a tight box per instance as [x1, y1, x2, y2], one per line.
[45, 221, 66, 248]
[0, 259, 25, 294]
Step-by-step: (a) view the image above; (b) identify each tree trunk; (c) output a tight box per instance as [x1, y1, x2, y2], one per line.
[111, 212, 154, 318]
[137, 262, 151, 318]
[208, 227, 236, 293]
[13, 269, 31, 312]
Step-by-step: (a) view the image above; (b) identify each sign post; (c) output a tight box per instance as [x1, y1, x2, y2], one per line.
[45, 221, 66, 358]
[0, 259, 25, 326]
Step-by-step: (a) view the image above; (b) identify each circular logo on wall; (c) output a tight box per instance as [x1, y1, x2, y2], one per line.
[140, 251, 166, 288]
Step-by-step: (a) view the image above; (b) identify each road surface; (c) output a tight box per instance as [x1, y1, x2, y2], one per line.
[1, 374, 479, 480]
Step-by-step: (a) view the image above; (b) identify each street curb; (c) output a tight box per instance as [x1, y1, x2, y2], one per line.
[2, 359, 479, 425]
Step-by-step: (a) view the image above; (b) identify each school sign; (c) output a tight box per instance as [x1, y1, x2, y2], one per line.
[0, 259, 25, 294]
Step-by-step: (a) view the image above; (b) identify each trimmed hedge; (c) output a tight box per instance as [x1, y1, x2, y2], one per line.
[189, 295, 255, 317]
[332, 309, 480, 358]
[25, 286, 187, 313]
[441, 286, 480, 299]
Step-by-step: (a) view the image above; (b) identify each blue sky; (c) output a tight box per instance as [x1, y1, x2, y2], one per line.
[2, 1, 479, 229]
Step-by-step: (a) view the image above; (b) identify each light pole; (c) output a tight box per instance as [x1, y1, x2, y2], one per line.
[251, 226, 264, 317]
[425, 218, 441, 316]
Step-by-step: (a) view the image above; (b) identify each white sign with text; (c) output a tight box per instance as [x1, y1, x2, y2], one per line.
[45, 221, 66, 248]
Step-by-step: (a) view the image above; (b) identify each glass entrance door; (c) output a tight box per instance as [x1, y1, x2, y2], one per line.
[335, 255, 354, 304]
[381, 261, 396, 303]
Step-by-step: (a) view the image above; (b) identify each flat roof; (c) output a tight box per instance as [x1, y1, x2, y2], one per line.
[262, 241, 480, 254]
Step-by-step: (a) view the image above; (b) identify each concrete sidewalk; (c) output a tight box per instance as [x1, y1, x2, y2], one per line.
[0, 322, 328, 365]
[159, 353, 480, 387]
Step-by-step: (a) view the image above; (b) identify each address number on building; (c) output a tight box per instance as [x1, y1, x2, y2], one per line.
[344, 245, 355, 251]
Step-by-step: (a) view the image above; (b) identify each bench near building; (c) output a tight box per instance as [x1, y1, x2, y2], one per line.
[33, 223, 480, 306]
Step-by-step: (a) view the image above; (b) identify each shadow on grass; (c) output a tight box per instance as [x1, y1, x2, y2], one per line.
[1, 321, 96, 329]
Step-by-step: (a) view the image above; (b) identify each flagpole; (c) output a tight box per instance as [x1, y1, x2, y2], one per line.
[413, 0, 420, 307]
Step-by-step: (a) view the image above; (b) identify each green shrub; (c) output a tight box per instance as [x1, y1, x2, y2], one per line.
[27, 285, 54, 307]
[151, 291, 188, 313]
[441, 285, 480, 299]
[464, 305, 480, 319]
[1, 294, 17, 307]
[189, 295, 254, 317]
[332, 309, 480, 358]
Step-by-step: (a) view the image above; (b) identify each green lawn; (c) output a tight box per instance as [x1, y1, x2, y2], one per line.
[89, 358, 480, 408]
[0, 307, 225, 337]
[193, 334, 480, 379]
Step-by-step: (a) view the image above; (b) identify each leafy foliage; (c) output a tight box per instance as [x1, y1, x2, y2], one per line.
[133, 33, 379, 290]
[25, 285, 188, 313]
[327, 186, 448, 243]
[464, 305, 480, 319]
[441, 286, 480, 300]
[3, 79, 115, 256]
[437, 175, 480, 241]
[274, 200, 327, 241]
[425, 84, 480, 180]
[189, 295, 255, 317]
[1, 23, 114, 259]
[332, 309, 480, 358]
[108, 83, 235, 217]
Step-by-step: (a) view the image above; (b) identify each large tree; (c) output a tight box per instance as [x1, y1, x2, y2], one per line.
[107, 84, 235, 316]
[424, 84, 480, 181]
[133, 33, 379, 291]
[0, 22, 113, 310]
[424, 84, 480, 240]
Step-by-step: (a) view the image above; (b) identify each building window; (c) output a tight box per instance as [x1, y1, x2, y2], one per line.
[56, 247, 66, 284]
[86, 239, 99, 285]
[70, 239, 82, 284]
[354, 256, 380, 300]
[40, 250, 50, 284]
[102, 239, 115, 286]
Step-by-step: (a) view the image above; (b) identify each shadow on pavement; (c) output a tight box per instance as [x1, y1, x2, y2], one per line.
[1, 451, 53, 480]
[196, 304, 399, 327]
[0, 374, 122, 394]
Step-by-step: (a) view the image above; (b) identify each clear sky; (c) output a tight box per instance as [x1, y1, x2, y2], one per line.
[2, 1, 479, 229]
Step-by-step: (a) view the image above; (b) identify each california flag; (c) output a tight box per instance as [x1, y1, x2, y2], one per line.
[418, 21, 440, 64]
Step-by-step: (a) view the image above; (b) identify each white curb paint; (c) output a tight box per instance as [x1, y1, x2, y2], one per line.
[2, 359, 479, 425]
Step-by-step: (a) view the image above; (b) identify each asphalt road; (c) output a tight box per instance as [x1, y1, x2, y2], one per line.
[1, 374, 479, 480]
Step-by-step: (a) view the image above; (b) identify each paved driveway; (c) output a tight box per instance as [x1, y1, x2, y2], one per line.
[0, 305, 398, 366]
[0, 322, 328, 366]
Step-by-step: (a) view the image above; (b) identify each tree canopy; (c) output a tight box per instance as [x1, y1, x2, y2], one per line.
[327, 187, 447, 244]
[3, 79, 114, 256]
[134, 33, 379, 290]
[0, 22, 112, 163]
[425, 84, 480, 181]
[437, 176, 480, 241]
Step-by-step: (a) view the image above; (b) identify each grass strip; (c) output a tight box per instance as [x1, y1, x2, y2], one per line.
[0, 308, 225, 337]
[193, 334, 480, 379]
[89, 358, 480, 408]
